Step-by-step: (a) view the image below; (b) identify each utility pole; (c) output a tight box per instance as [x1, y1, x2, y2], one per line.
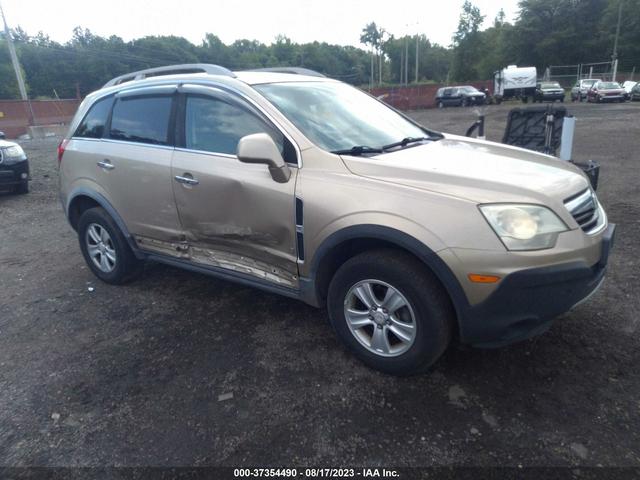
[404, 36, 409, 86]
[0, 1, 34, 125]
[415, 34, 419, 83]
[370, 48, 374, 90]
[611, 0, 623, 82]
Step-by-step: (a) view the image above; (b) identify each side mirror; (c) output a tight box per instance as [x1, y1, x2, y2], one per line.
[237, 133, 291, 183]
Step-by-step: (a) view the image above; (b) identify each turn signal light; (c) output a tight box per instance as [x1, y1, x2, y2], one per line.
[468, 274, 501, 284]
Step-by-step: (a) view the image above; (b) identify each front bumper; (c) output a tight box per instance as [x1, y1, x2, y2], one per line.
[540, 92, 564, 100]
[598, 94, 624, 102]
[0, 159, 29, 189]
[468, 96, 486, 105]
[460, 223, 616, 347]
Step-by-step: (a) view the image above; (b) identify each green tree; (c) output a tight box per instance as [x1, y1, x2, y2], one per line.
[451, 0, 485, 81]
[360, 22, 385, 85]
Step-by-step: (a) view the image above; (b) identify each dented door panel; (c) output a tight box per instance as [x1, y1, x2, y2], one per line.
[171, 149, 299, 288]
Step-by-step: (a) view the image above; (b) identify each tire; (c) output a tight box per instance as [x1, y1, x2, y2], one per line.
[461, 98, 468, 107]
[327, 249, 454, 376]
[437, 101, 444, 109]
[77, 207, 142, 284]
[14, 180, 28, 194]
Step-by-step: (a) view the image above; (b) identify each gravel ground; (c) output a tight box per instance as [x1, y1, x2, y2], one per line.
[0, 102, 638, 470]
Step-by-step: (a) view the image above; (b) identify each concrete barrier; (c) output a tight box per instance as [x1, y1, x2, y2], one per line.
[27, 124, 68, 139]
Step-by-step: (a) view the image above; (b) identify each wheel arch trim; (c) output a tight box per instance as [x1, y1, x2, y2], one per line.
[66, 188, 144, 258]
[305, 224, 470, 324]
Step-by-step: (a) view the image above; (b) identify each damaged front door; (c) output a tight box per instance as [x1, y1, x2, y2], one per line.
[171, 86, 300, 288]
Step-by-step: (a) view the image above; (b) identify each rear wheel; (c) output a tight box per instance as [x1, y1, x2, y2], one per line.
[327, 250, 454, 376]
[77, 207, 142, 284]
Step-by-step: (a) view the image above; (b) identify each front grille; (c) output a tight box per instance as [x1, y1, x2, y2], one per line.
[564, 189, 600, 233]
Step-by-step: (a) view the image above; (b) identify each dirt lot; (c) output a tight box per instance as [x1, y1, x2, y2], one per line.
[0, 102, 638, 470]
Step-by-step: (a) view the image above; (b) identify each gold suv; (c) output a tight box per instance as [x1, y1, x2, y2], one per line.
[58, 64, 615, 375]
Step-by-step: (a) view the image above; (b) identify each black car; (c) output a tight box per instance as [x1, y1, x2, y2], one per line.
[435, 86, 486, 108]
[533, 82, 565, 102]
[0, 135, 29, 194]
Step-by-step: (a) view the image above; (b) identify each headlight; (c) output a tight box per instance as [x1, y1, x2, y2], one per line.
[1, 145, 27, 163]
[479, 204, 568, 251]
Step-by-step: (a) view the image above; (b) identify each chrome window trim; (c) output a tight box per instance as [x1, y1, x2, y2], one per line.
[70, 137, 176, 151]
[173, 147, 238, 161]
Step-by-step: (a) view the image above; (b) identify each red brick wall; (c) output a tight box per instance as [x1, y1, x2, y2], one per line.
[0, 100, 81, 138]
[369, 81, 493, 110]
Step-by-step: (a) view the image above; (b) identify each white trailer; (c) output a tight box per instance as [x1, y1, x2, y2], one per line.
[494, 65, 537, 103]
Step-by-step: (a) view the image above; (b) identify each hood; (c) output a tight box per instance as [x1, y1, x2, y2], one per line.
[0, 139, 18, 148]
[341, 134, 589, 204]
[596, 88, 624, 93]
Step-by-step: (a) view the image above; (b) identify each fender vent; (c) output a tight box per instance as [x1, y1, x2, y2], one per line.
[295, 197, 304, 261]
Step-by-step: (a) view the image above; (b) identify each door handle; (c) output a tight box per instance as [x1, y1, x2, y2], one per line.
[174, 174, 199, 186]
[97, 159, 115, 170]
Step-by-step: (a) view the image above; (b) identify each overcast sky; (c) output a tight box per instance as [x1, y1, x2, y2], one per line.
[2, 0, 519, 48]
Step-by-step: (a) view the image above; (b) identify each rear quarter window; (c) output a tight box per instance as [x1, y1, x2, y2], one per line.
[109, 95, 173, 145]
[74, 96, 113, 139]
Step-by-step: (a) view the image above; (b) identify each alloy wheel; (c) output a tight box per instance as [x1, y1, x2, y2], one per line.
[85, 223, 116, 273]
[343, 279, 417, 357]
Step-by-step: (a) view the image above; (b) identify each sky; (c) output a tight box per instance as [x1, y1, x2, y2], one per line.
[2, 0, 519, 48]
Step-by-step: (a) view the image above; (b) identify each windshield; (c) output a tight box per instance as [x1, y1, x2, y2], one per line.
[255, 81, 429, 153]
[582, 80, 597, 87]
[541, 82, 561, 89]
[460, 86, 479, 93]
[598, 82, 620, 89]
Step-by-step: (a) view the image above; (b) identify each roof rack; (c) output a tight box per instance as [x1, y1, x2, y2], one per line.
[243, 67, 326, 78]
[103, 64, 236, 88]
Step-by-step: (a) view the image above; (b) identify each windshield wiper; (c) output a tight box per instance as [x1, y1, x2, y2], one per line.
[381, 136, 430, 151]
[331, 145, 384, 156]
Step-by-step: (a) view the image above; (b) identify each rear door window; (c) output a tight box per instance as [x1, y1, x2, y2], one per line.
[75, 96, 113, 139]
[109, 95, 173, 145]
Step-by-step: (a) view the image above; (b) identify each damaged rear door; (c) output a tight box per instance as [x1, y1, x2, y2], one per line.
[170, 85, 300, 288]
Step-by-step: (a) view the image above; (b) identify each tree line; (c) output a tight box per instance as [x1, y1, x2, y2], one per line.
[0, 0, 638, 100]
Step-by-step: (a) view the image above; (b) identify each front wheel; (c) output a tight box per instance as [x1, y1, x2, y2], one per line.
[437, 101, 444, 109]
[78, 207, 142, 284]
[327, 250, 454, 376]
